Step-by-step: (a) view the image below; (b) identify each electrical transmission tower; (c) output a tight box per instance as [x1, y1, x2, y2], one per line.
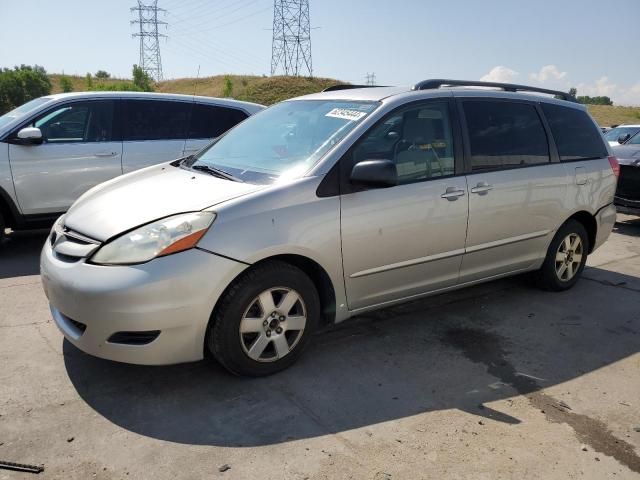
[270, 0, 313, 77]
[131, 1, 167, 81]
[365, 72, 377, 86]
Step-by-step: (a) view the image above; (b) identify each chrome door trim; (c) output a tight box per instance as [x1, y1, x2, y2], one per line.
[350, 248, 466, 278]
[349, 265, 534, 315]
[350, 229, 550, 279]
[465, 229, 550, 253]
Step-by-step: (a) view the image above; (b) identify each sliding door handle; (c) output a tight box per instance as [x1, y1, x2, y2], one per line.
[471, 182, 493, 194]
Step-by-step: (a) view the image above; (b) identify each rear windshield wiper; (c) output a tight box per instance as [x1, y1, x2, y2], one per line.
[191, 164, 244, 182]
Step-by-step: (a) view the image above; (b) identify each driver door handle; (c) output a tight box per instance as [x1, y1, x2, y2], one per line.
[95, 152, 118, 157]
[441, 187, 466, 200]
[471, 182, 493, 194]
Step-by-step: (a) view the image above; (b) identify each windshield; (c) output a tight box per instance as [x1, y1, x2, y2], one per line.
[0, 97, 51, 130]
[190, 100, 379, 184]
[604, 126, 640, 142]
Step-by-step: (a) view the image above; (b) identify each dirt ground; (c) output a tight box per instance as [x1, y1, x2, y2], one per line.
[1, 215, 639, 479]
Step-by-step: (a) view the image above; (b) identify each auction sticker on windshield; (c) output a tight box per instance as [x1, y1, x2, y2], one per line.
[325, 108, 368, 122]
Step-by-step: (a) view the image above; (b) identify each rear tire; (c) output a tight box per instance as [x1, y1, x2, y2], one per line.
[535, 219, 589, 291]
[207, 260, 320, 377]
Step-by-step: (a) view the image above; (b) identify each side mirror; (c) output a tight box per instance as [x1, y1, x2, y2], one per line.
[618, 133, 631, 144]
[13, 127, 43, 145]
[350, 160, 397, 188]
[386, 131, 400, 140]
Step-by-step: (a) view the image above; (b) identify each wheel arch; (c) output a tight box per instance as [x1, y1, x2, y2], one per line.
[566, 210, 597, 253]
[0, 186, 19, 229]
[203, 253, 338, 358]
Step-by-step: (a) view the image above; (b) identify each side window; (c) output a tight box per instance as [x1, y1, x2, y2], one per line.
[351, 102, 455, 185]
[33, 101, 113, 143]
[628, 133, 640, 145]
[463, 101, 549, 171]
[122, 100, 190, 141]
[541, 104, 609, 161]
[187, 104, 247, 139]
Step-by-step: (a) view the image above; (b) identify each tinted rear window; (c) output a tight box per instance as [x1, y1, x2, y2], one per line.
[187, 104, 247, 139]
[541, 104, 608, 161]
[122, 100, 190, 141]
[463, 100, 550, 171]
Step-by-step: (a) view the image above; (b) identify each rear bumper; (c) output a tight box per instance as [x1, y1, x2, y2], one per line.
[593, 203, 617, 251]
[41, 241, 247, 365]
[614, 196, 640, 216]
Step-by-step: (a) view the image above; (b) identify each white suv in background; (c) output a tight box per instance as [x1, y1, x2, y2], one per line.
[0, 92, 263, 239]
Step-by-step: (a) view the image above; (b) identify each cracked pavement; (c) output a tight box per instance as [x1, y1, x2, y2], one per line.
[1, 215, 639, 479]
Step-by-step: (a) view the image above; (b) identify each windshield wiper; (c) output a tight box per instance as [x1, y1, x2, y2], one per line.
[191, 164, 244, 182]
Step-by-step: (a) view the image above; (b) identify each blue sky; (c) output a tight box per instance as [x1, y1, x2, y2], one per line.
[2, 0, 639, 104]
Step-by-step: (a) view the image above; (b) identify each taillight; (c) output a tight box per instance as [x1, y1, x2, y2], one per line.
[608, 156, 620, 178]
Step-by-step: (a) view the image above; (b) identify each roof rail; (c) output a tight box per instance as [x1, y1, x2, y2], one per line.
[411, 79, 578, 102]
[322, 84, 385, 92]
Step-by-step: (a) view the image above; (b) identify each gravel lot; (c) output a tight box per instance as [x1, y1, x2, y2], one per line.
[1, 215, 639, 479]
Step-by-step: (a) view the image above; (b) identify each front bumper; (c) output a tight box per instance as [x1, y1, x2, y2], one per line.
[41, 241, 247, 365]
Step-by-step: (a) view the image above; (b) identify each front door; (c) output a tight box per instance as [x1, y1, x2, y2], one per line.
[340, 100, 469, 310]
[9, 100, 122, 214]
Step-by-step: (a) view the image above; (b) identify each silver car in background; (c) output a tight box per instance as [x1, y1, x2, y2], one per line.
[0, 92, 263, 239]
[41, 79, 618, 376]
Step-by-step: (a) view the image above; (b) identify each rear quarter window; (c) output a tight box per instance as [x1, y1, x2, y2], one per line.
[541, 103, 608, 161]
[187, 104, 247, 139]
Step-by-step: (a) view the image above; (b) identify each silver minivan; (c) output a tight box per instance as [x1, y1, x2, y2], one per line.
[41, 80, 619, 376]
[0, 92, 263, 239]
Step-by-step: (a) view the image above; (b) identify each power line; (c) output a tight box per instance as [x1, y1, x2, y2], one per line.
[270, 0, 312, 77]
[131, 1, 167, 81]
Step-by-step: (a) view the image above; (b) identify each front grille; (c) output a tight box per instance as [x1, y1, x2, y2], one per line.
[51, 225, 101, 260]
[107, 331, 161, 346]
[618, 165, 640, 201]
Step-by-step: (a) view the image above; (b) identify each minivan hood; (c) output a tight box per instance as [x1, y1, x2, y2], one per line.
[64, 163, 263, 241]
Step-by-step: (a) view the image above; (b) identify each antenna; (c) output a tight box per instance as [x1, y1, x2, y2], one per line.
[270, 0, 313, 77]
[193, 65, 201, 97]
[131, 1, 167, 82]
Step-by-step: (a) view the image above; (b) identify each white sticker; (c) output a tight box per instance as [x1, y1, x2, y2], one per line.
[325, 108, 368, 122]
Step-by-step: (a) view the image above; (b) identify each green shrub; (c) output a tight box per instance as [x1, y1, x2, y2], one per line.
[0, 64, 51, 114]
[59, 75, 73, 93]
[222, 75, 234, 97]
[132, 65, 154, 92]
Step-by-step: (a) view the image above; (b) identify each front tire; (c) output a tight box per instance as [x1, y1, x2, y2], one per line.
[208, 261, 320, 376]
[535, 219, 589, 291]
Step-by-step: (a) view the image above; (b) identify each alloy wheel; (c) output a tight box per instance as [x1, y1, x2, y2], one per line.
[239, 287, 307, 362]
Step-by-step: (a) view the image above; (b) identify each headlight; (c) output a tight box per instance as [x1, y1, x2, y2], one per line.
[90, 212, 216, 265]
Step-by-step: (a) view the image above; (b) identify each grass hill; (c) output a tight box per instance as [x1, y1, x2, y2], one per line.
[49, 74, 640, 127]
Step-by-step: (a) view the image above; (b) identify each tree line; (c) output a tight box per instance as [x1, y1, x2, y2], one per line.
[568, 87, 613, 106]
[0, 65, 155, 115]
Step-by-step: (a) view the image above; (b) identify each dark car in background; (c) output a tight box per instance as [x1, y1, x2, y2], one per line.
[612, 135, 640, 215]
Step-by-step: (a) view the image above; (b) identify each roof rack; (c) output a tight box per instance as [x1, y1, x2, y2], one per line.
[411, 79, 578, 102]
[322, 84, 385, 92]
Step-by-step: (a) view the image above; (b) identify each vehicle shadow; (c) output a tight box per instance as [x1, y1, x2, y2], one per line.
[0, 230, 48, 280]
[63, 267, 640, 447]
[613, 215, 640, 237]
